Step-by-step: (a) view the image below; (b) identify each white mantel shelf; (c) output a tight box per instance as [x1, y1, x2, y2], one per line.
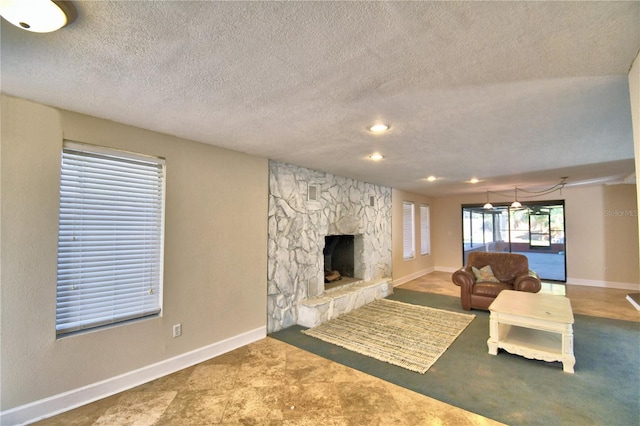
[297, 278, 392, 328]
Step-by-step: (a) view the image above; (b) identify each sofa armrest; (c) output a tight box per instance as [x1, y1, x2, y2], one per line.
[452, 268, 476, 311]
[452, 269, 475, 289]
[514, 270, 542, 293]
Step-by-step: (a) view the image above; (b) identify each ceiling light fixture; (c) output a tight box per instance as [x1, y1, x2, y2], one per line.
[511, 188, 522, 208]
[426, 176, 437, 182]
[369, 153, 384, 161]
[369, 123, 389, 133]
[0, 0, 77, 33]
[468, 178, 480, 184]
[483, 178, 568, 209]
[483, 191, 493, 209]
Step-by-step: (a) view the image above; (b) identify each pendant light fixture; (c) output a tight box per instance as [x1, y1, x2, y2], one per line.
[0, 0, 77, 33]
[483, 190, 493, 209]
[511, 188, 522, 208]
[483, 178, 567, 209]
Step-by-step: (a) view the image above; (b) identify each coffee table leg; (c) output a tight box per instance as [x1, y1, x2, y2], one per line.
[562, 328, 575, 373]
[488, 314, 498, 355]
[562, 356, 576, 373]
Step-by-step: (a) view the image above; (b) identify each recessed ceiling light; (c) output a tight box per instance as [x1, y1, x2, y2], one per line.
[468, 178, 480, 184]
[426, 176, 437, 182]
[0, 0, 77, 33]
[369, 124, 389, 133]
[369, 153, 384, 161]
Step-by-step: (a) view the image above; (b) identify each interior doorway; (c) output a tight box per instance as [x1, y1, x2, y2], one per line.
[461, 200, 566, 281]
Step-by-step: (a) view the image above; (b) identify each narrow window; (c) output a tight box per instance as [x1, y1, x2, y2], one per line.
[403, 201, 415, 260]
[56, 142, 166, 336]
[420, 204, 430, 255]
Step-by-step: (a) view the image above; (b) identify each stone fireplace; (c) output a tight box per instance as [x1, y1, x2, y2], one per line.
[267, 161, 392, 333]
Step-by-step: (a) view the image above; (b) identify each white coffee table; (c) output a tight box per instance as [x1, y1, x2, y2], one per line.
[487, 290, 575, 373]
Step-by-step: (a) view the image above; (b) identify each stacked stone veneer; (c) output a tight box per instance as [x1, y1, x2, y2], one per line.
[267, 161, 392, 333]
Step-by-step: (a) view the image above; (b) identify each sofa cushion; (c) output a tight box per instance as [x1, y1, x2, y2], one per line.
[472, 281, 512, 298]
[472, 265, 500, 283]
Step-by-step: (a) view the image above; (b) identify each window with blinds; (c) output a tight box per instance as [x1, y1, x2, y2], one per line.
[402, 201, 415, 260]
[56, 142, 166, 336]
[420, 204, 431, 255]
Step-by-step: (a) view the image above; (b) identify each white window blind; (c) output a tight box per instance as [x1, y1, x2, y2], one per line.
[420, 204, 431, 255]
[403, 201, 415, 260]
[56, 142, 165, 335]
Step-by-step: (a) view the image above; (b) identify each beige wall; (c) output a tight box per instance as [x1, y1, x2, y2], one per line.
[391, 188, 435, 285]
[431, 184, 639, 286]
[3, 57, 639, 413]
[0, 95, 269, 411]
[601, 184, 639, 283]
[629, 50, 640, 268]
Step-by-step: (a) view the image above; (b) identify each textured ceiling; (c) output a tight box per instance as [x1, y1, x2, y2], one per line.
[1, 1, 639, 196]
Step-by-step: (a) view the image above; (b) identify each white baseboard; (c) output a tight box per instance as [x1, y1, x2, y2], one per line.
[394, 268, 639, 292]
[0, 326, 266, 426]
[626, 294, 640, 311]
[392, 267, 434, 287]
[435, 266, 460, 274]
[566, 278, 640, 291]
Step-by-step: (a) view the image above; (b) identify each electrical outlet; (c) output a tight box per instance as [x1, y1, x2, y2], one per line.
[172, 324, 182, 338]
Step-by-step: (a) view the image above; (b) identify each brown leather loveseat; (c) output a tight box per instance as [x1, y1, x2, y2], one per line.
[452, 252, 542, 311]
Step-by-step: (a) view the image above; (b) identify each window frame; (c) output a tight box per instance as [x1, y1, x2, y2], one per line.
[55, 141, 166, 336]
[402, 201, 416, 260]
[420, 204, 431, 256]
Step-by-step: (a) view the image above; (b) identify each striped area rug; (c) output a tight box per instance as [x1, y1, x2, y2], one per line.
[302, 298, 475, 374]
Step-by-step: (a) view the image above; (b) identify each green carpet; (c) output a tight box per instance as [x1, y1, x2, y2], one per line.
[270, 289, 640, 425]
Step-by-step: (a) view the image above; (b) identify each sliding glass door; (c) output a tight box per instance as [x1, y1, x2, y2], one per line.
[462, 201, 566, 281]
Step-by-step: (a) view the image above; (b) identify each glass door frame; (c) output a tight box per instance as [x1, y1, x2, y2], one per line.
[461, 200, 566, 282]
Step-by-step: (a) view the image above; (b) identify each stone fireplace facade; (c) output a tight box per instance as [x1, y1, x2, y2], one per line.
[267, 161, 392, 333]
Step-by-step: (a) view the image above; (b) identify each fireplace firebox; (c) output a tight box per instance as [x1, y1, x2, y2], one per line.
[324, 235, 356, 287]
